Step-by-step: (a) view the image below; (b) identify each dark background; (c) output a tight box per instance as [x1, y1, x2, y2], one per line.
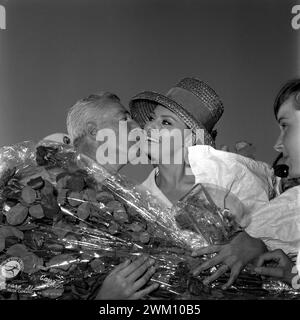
[0, 0, 299, 182]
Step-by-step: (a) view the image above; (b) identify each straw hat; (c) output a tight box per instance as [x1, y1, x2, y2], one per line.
[129, 77, 224, 147]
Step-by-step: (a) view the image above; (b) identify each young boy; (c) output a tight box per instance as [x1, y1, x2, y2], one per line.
[192, 79, 300, 288]
[253, 79, 300, 285]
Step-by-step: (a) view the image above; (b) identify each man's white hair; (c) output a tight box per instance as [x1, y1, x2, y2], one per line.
[66, 92, 120, 144]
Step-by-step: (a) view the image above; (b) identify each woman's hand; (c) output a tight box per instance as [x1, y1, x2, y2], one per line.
[254, 249, 295, 285]
[191, 231, 267, 289]
[96, 255, 159, 300]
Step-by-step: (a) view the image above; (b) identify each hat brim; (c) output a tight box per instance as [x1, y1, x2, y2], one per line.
[129, 91, 215, 147]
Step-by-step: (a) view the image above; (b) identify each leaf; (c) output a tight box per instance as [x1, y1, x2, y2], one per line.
[126, 222, 145, 233]
[41, 180, 54, 196]
[67, 192, 83, 207]
[108, 222, 120, 235]
[52, 220, 72, 238]
[41, 193, 60, 219]
[21, 186, 37, 204]
[22, 253, 44, 274]
[64, 234, 79, 250]
[90, 259, 106, 273]
[46, 254, 76, 271]
[82, 188, 97, 202]
[113, 208, 129, 224]
[139, 232, 150, 244]
[96, 191, 115, 204]
[0, 167, 16, 188]
[40, 288, 64, 299]
[29, 204, 45, 219]
[6, 204, 28, 226]
[7, 244, 29, 257]
[0, 226, 24, 243]
[27, 176, 45, 190]
[57, 189, 68, 205]
[76, 202, 92, 220]
[66, 176, 85, 192]
[56, 176, 70, 190]
[0, 236, 5, 252]
[0, 226, 22, 239]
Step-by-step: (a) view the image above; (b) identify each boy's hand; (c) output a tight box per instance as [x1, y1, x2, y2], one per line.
[96, 255, 159, 300]
[254, 249, 295, 285]
[191, 231, 267, 290]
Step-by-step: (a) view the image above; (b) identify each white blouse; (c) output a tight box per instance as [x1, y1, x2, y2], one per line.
[141, 146, 300, 255]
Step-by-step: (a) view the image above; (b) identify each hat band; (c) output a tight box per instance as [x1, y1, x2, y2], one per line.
[166, 87, 215, 132]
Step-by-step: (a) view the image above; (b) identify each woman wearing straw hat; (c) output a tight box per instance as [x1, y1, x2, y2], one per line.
[130, 77, 223, 207]
[129, 77, 267, 290]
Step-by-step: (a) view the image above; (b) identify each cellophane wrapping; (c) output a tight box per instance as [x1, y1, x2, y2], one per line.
[0, 141, 299, 300]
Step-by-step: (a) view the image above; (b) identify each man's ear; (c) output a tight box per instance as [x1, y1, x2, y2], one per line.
[86, 121, 98, 140]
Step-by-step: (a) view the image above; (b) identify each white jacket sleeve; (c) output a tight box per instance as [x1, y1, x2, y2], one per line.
[246, 186, 300, 255]
[187, 145, 274, 227]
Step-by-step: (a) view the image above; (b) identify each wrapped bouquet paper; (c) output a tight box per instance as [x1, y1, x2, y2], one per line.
[0, 141, 239, 300]
[187, 145, 275, 228]
[0, 141, 298, 300]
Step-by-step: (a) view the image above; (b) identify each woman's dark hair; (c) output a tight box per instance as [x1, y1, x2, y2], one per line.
[274, 79, 300, 119]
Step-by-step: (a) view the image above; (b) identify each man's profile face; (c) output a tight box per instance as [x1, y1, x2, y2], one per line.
[93, 100, 141, 165]
[100, 100, 139, 137]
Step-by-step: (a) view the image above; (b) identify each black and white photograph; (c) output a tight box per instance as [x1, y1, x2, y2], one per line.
[0, 0, 300, 313]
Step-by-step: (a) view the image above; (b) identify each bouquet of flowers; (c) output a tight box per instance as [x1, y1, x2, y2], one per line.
[0, 141, 297, 300]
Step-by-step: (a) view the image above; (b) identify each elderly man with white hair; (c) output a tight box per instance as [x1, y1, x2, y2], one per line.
[65, 92, 159, 300]
[67, 92, 141, 173]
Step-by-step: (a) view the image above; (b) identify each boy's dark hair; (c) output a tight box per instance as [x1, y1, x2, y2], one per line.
[274, 79, 300, 119]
